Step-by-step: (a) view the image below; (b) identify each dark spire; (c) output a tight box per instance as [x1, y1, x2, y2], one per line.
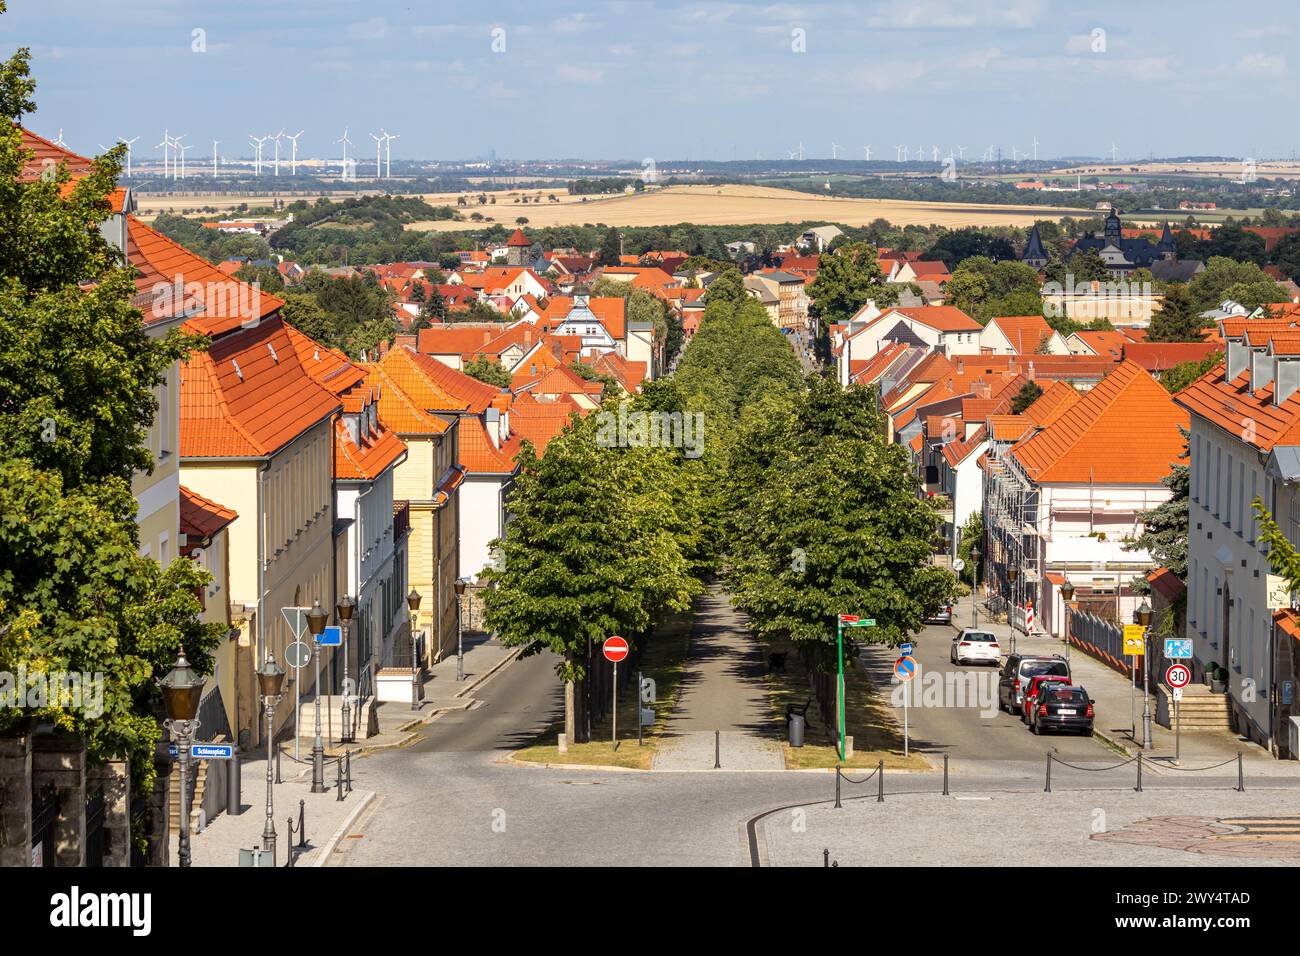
[1022, 224, 1048, 266]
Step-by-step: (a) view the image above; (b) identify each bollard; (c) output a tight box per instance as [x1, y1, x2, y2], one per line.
[285, 817, 294, 867]
[877, 759, 884, 803]
[1236, 752, 1245, 792]
[345, 750, 353, 793]
[823, 848, 830, 868]
[943, 753, 950, 796]
[275, 743, 282, 784]
[298, 799, 306, 848]
[1135, 751, 1143, 792]
[834, 767, 842, 809]
[227, 749, 242, 816]
[336, 758, 344, 801]
[1044, 752, 1052, 793]
[714, 730, 720, 769]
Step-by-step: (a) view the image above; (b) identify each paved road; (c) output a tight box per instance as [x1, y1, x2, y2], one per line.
[863, 620, 1118, 773]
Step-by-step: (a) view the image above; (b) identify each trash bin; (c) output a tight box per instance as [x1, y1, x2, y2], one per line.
[788, 713, 805, 748]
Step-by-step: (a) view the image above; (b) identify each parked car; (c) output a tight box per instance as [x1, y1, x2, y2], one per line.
[998, 654, 1070, 714]
[1030, 684, 1095, 735]
[949, 629, 1001, 666]
[1021, 674, 1073, 724]
[926, 603, 954, 625]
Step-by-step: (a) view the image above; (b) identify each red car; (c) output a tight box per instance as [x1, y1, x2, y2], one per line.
[1021, 674, 1072, 726]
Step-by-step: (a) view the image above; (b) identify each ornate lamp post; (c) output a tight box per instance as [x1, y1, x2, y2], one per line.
[159, 648, 204, 868]
[1137, 600, 1153, 750]
[306, 600, 328, 793]
[407, 588, 422, 711]
[970, 543, 982, 628]
[1061, 580, 1075, 663]
[1007, 566, 1020, 655]
[337, 596, 356, 744]
[256, 651, 286, 858]
[454, 577, 469, 681]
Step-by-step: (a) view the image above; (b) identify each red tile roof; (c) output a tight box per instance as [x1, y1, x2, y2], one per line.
[375, 345, 504, 415]
[884, 305, 981, 333]
[459, 418, 518, 474]
[1175, 362, 1300, 453]
[987, 315, 1055, 353]
[179, 485, 238, 545]
[1122, 341, 1220, 373]
[1011, 361, 1188, 483]
[334, 414, 407, 481]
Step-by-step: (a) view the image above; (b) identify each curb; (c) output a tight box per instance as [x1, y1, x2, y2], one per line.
[310, 789, 375, 867]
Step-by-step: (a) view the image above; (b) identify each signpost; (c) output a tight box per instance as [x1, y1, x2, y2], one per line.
[317, 626, 342, 647]
[1123, 623, 1145, 740]
[894, 654, 917, 757]
[1167, 663, 1191, 764]
[285, 640, 311, 761]
[190, 743, 235, 760]
[836, 615, 876, 761]
[603, 636, 630, 749]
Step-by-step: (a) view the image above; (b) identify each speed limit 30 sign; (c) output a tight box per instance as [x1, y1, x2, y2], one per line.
[1165, 663, 1192, 689]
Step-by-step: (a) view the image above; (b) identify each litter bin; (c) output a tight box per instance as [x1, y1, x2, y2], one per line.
[788, 713, 805, 748]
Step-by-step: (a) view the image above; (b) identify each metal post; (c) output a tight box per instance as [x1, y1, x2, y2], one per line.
[275, 742, 282, 784]
[1236, 752, 1245, 792]
[1044, 751, 1052, 792]
[637, 670, 643, 748]
[714, 729, 720, 768]
[611, 661, 618, 750]
[1175, 697, 1181, 764]
[227, 747, 242, 816]
[972, 557, 980, 628]
[943, 753, 950, 796]
[456, 591, 464, 682]
[169, 720, 198, 868]
[262, 696, 277, 858]
[1135, 750, 1143, 792]
[1141, 627, 1152, 750]
[336, 758, 343, 801]
[410, 610, 419, 711]
[311, 640, 326, 793]
[823, 848, 830, 867]
[341, 619, 352, 744]
[836, 620, 846, 762]
[877, 759, 884, 802]
[297, 799, 306, 847]
[834, 767, 842, 808]
[345, 750, 352, 793]
[1130, 655, 1137, 743]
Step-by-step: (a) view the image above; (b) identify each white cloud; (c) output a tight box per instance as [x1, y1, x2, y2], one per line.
[1235, 52, 1288, 76]
[557, 64, 604, 84]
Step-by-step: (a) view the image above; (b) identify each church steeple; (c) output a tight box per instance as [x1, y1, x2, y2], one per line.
[1103, 207, 1122, 241]
[1157, 221, 1176, 260]
[1021, 223, 1048, 269]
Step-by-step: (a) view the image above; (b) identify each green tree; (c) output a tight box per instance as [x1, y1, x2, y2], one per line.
[806, 241, 898, 327]
[598, 225, 622, 267]
[463, 354, 512, 388]
[1127, 436, 1189, 585]
[1161, 352, 1223, 395]
[1187, 257, 1288, 313]
[1009, 380, 1043, 414]
[1147, 284, 1206, 342]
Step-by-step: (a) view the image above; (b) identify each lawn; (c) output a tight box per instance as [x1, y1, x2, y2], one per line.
[510, 607, 694, 770]
[763, 639, 931, 771]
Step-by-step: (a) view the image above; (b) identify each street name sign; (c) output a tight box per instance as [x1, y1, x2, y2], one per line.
[191, 743, 234, 760]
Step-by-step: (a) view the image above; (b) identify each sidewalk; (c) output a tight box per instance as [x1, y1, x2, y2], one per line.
[948, 593, 1291, 773]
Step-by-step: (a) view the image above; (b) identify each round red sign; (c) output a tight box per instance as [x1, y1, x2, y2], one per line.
[1166, 663, 1191, 689]
[603, 636, 630, 663]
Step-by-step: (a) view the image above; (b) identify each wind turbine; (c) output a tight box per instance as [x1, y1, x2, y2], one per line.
[931, 145, 940, 162]
[896, 144, 907, 162]
[337, 127, 353, 177]
[1110, 142, 1119, 162]
[53, 128, 66, 147]
[119, 136, 138, 178]
[984, 144, 994, 162]
[212, 139, 220, 178]
[1011, 146, 1022, 161]
[956, 145, 967, 161]
[156, 129, 172, 179]
[370, 131, 384, 178]
[1031, 136, 1040, 161]
[249, 133, 270, 176]
[271, 129, 285, 176]
[831, 142, 841, 160]
[175, 139, 192, 180]
[383, 130, 399, 179]
[794, 141, 805, 161]
[862, 145, 872, 160]
[285, 130, 304, 175]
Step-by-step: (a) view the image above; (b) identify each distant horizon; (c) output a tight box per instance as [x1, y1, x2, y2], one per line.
[5, 0, 1297, 164]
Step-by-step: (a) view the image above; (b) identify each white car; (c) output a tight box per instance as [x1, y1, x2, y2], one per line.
[950, 629, 1001, 666]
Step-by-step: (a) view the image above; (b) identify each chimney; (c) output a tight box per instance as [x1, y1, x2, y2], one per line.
[1277, 357, 1300, 405]
[483, 330, 492, 344]
[1027, 360, 1036, 381]
[1226, 337, 1250, 381]
[524, 328, 533, 347]
[1250, 347, 1274, 395]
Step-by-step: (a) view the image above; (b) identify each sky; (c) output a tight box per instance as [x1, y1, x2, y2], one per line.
[5, 0, 1298, 164]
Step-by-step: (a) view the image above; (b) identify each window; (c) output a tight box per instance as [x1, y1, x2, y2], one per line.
[1248, 470, 1257, 544]
[1189, 559, 1198, 627]
[1225, 452, 1233, 528]
[1214, 445, 1222, 519]
[158, 531, 169, 566]
[1236, 459, 1244, 533]
[1191, 433, 1200, 501]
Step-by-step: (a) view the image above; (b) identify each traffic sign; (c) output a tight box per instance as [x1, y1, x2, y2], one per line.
[281, 606, 311, 640]
[894, 656, 917, 682]
[1123, 624, 1145, 656]
[191, 743, 234, 760]
[602, 636, 630, 663]
[838, 614, 859, 624]
[1166, 663, 1192, 689]
[317, 625, 342, 647]
[1172, 687, 1184, 702]
[1164, 638, 1192, 660]
[952, 558, 966, 573]
[900, 642, 914, 657]
[285, 641, 311, 669]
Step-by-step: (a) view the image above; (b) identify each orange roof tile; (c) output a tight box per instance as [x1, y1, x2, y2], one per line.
[1011, 361, 1188, 483]
[1175, 362, 1300, 454]
[377, 346, 504, 415]
[988, 315, 1055, 352]
[459, 418, 518, 474]
[179, 485, 238, 544]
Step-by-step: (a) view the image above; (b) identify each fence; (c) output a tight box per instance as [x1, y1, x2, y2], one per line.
[1068, 610, 1135, 676]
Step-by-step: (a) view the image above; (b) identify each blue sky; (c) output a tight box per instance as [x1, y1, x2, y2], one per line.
[5, 0, 1297, 163]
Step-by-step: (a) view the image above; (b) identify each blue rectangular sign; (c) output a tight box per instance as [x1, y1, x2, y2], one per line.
[317, 625, 343, 647]
[900, 643, 914, 657]
[191, 743, 235, 760]
[1164, 638, 1192, 660]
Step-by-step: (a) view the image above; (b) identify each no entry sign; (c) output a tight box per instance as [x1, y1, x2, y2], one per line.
[1166, 663, 1191, 689]
[603, 636, 630, 663]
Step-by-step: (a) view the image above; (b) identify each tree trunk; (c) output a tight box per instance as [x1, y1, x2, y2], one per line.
[564, 647, 576, 744]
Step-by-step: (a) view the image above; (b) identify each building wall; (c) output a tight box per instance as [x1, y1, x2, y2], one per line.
[1185, 415, 1279, 743]
[459, 476, 506, 580]
[133, 361, 181, 563]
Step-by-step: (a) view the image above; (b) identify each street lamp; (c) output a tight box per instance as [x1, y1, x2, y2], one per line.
[337, 596, 356, 744]
[454, 577, 469, 681]
[1061, 580, 1075, 663]
[1007, 566, 1020, 654]
[1136, 600, 1153, 750]
[159, 647, 204, 868]
[970, 543, 982, 628]
[407, 588, 422, 711]
[306, 600, 328, 793]
[256, 651, 285, 858]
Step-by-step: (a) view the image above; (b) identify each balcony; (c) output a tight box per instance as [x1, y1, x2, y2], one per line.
[393, 499, 411, 541]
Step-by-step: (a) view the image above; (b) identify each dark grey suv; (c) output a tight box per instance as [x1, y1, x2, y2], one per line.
[998, 653, 1070, 714]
